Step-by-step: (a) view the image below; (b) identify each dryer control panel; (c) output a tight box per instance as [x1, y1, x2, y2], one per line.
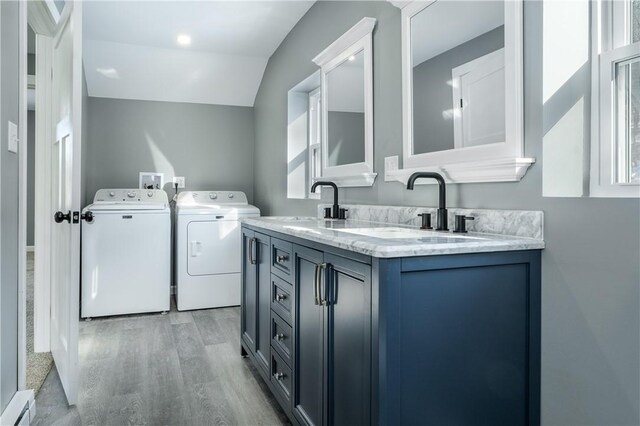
[176, 191, 248, 205]
[93, 189, 169, 204]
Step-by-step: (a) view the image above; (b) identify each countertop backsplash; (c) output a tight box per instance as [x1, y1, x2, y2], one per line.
[318, 204, 544, 240]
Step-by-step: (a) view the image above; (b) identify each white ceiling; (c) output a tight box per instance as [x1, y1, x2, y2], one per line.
[83, 1, 315, 106]
[412, 0, 503, 67]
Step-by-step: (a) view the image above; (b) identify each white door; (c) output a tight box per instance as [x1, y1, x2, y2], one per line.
[49, 2, 82, 405]
[452, 48, 506, 148]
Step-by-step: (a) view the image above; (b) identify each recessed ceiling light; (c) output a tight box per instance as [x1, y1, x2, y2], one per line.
[177, 34, 191, 46]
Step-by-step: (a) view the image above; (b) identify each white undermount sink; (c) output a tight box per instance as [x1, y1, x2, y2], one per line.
[333, 227, 481, 240]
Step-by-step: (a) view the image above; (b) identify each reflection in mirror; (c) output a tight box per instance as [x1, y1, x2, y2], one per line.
[411, 1, 505, 155]
[326, 49, 365, 167]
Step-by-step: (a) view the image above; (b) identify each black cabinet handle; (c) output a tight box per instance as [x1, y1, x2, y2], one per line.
[313, 263, 320, 305]
[274, 372, 286, 381]
[249, 237, 257, 264]
[319, 263, 328, 306]
[275, 293, 287, 302]
[276, 254, 289, 263]
[274, 333, 285, 341]
[54, 211, 71, 223]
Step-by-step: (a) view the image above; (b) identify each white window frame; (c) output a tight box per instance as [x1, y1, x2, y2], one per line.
[590, 0, 640, 197]
[308, 87, 322, 199]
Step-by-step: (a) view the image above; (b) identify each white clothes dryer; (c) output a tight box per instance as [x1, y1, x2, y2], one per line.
[175, 191, 259, 311]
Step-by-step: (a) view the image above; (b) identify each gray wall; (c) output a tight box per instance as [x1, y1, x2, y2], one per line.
[85, 97, 255, 204]
[413, 26, 504, 154]
[1, 0, 20, 412]
[27, 111, 35, 246]
[253, 1, 640, 424]
[327, 111, 364, 166]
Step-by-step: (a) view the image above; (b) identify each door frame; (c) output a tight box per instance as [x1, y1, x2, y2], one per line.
[19, 0, 67, 366]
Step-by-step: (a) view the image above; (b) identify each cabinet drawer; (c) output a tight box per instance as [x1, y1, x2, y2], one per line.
[271, 312, 292, 366]
[271, 274, 292, 324]
[271, 238, 293, 282]
[271, 351, 292, 405]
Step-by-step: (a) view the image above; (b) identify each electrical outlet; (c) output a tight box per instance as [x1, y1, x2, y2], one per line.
[173, 176, 186, 188]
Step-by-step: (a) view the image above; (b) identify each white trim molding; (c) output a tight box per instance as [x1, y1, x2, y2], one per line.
[33, 33, 54, 353]
[313, 17, 377, 187]
[313, 172, 377, 188]
[0, 390, 35, 426]
[385, 157, 535, 185]
[391, 0, 530, 184]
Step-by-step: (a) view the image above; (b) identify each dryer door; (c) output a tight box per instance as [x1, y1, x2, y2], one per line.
[187, 220, 241, 276]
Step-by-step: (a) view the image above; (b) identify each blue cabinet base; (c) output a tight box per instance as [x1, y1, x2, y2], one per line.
[242, 224, 541, 425]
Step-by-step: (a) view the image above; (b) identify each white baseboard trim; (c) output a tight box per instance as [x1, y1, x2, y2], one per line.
[26, 245, 34, 252]
[0, 389, 35, 425]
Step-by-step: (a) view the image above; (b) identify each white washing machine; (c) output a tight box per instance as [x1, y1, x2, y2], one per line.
[81, 189, 171, 318]
[175, 191, 259, 311]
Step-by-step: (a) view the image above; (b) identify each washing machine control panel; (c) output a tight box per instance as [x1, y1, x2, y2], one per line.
[177, 191, 248, 205]
[94, 189, 169, 204]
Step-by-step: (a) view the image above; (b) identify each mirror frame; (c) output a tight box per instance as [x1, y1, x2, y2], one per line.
[388, 0, 534, 184]
[313, 17, 377, 187]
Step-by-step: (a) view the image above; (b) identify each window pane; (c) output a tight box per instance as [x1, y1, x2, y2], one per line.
[615, 56, 640, 183]
[633, 0, 640, 43]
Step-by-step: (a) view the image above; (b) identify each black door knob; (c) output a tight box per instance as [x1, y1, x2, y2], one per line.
[54, 211, 71, 223]
[81, 211, 94, 223]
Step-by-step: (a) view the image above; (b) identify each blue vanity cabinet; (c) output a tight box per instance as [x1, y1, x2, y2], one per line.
[374, 251, 541, 425]
[240, 229, 272, 378]
[240, 224, 541, 426]
[291, 246, 372, 426]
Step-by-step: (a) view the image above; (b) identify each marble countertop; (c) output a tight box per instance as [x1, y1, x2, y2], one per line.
[242, 216, 545, 258]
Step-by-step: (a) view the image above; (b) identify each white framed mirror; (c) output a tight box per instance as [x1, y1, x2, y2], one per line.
[387, 0, 534, 184]
[313, 17, 377, 187]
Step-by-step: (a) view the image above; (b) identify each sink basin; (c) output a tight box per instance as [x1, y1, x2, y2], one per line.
[333, 227, 480, 240]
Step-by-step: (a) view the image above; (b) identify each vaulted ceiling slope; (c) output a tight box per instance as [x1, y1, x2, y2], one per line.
[83, 1, 315, 106]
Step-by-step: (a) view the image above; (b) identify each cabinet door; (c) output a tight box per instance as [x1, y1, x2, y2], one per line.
[293, 245, 324, 426]
[241, 229, 257, 353]
[254, 233, 272, 375]
[325, 254, 371, 426]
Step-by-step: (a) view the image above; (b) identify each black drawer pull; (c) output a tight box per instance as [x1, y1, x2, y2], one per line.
[274, 333, 286, 341]
[275, 293, 287, 302]
[276, 254, 289, 264]
[274, 372, 286, 381]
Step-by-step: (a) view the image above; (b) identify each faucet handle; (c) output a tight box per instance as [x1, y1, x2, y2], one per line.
[338, 208, 349, 220]
[417, 213, 432, 230]
[453, 215, 474, 233]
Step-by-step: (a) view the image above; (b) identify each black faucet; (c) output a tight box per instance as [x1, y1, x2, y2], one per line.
[406, 172, 448, 231]
[311, 181, 340, 219]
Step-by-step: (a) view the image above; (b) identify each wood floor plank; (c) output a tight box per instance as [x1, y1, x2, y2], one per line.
[192, 310, 227, 346]
[33, 305, 289, 426]
[187, 381, 235, 426]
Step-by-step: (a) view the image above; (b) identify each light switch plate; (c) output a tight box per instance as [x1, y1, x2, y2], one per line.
[384, 155, 399, 181]
[173, 176, 186, 188]
[8, 121, 18, 153]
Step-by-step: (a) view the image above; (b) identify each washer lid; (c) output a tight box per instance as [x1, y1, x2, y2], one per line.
[88, 189, 169, 211]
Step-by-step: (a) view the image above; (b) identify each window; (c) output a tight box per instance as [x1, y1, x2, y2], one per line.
[591, 0, 640, 196]
[308, 87, 322, 199]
